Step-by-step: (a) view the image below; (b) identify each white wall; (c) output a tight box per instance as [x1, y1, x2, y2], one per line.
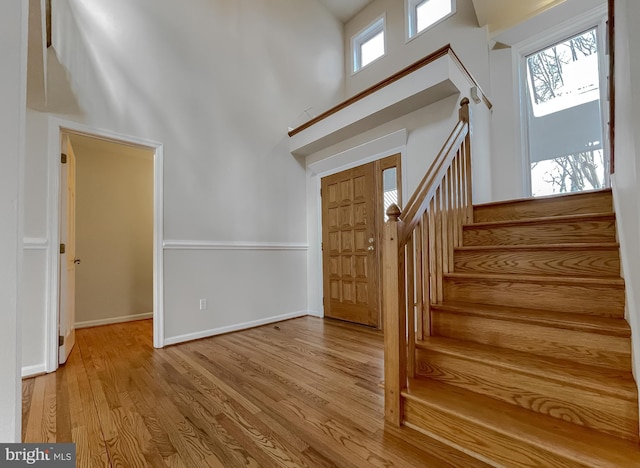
[611, 0, 640, 377]
[344, 0, 491, 97]
[72, 137, 154, 327]
[21, 0, 344, 358]
[21, 108, 49, 376]
[0, 0, 27, 443]
[489, 46, 523, 200]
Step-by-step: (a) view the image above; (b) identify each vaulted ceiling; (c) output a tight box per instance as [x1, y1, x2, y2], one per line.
[471, 0, 566, 35]
[318, 0, 571, 36]
[316, 0, 374, 23]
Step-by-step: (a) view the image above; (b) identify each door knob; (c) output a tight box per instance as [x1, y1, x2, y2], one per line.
[74, 258, 81, 265]
[368, 237, 375, 243]
[367, 246, 374, 251]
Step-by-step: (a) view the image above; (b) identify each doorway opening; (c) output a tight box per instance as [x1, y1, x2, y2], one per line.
[521, 16, 609, 196]
[47, 120, 164, 372]
[321, 154, 401, 328]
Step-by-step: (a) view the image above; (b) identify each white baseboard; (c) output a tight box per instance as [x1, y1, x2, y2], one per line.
[75, 312, 153, 329]
[22, 363, 47, 378]
[307, 309, 324, 318]
[163, 310, 310, 346]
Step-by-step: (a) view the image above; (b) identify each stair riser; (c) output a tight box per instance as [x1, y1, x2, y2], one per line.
[404, 399, 585, 468]
[454, 249, 620, 277]
[432, 312, 631, 371]
[463, 220, 616, 246]
[443, 279, 625, 317]
[415, 349, 639, 441]
[473, 192, 613, 223]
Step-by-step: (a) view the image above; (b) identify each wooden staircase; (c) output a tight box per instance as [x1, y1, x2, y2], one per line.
[401, 189, 640, 466]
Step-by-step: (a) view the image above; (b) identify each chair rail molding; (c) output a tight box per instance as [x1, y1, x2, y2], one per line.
[162, 240, 308, 251]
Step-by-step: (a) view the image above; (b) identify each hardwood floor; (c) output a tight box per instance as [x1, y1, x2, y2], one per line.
[22, 317, 487, 467]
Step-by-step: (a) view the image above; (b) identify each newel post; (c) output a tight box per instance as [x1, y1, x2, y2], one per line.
[459, 96, 470, 123]
[383, 203, 407, 426]
[459, 97, 473, 222]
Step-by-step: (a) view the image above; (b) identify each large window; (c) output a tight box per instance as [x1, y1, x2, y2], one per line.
[407, 0, 455, 39]
[352, 16, 385, 73]
[523, 25, 609, 196]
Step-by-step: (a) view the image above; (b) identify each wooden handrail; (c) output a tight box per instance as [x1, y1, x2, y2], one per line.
[400, 98, 471, 244]
[382, 97, 473, 426]
[288, 46, 491, 138]
[399, 121, 467, 244]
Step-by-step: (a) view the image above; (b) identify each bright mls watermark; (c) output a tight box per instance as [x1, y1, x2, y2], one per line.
[0, 444, 75, 467]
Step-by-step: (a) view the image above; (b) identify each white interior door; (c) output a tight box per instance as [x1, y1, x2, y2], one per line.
[59, 134, 77, 364]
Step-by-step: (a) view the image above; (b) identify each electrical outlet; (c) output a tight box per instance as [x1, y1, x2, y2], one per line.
[199, 298, 207, 311]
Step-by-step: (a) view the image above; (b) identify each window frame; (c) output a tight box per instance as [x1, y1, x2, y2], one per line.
[514, 8, 609, 196]
[406, 0, 456, 41]
[352, 15, 386, 74]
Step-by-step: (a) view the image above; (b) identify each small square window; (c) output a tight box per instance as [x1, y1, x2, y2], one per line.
[408, 0, 455, 39]
[352, 16, 385, 73]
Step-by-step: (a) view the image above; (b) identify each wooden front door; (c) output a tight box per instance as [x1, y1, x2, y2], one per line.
[321, 155, 400, 327]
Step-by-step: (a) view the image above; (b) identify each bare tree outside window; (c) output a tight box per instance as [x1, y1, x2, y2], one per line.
[527, 30, 598, 107]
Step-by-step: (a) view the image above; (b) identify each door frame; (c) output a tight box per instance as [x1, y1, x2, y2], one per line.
[310, 130, 407, 327]
[45, 118, 165, 373]
[513, 4, 609, 196]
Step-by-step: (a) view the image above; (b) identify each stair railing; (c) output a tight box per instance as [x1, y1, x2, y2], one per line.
[383, 98, 472, 425]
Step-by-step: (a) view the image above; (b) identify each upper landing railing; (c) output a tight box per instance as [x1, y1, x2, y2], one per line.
[288, 45, 491, 139]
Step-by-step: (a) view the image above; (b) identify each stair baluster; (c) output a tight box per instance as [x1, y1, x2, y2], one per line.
[383, 98, 472, 424]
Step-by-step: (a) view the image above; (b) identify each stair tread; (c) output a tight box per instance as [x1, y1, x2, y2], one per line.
[473, 188, 612, 210]
[455, 242, 620, 252]
[402, 378, 640, 467]
[416, 337, 637, 400]
[431, 301, 631, 337]
[465, 212, 615, 229]
[444, 272, 625, 287]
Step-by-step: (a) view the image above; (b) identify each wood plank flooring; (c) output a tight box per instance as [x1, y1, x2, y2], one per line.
[22, 317, 487, 467]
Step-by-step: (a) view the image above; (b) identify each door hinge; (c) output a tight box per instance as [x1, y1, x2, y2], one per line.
[321, 242, 323, 251]
[60, 243, 66, 254]
[61, 153, 67, 164]
[59, 335, 64, 346]
[320, 188, 322, 197]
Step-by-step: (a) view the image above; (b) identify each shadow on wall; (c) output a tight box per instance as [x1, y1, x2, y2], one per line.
[44, 48, 83, 115]
[50, 0, 185, 143]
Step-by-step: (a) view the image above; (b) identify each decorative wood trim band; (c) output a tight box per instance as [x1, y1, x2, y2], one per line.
[288, 45, 492, 138]
[163, 240, 309, 251]
[23, 237, 48, 250]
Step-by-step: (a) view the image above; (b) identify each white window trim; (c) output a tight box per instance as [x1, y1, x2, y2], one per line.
[406, 0, 456, 42]
[352, 14, 386, 74]
[512, 5, 609, 196]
